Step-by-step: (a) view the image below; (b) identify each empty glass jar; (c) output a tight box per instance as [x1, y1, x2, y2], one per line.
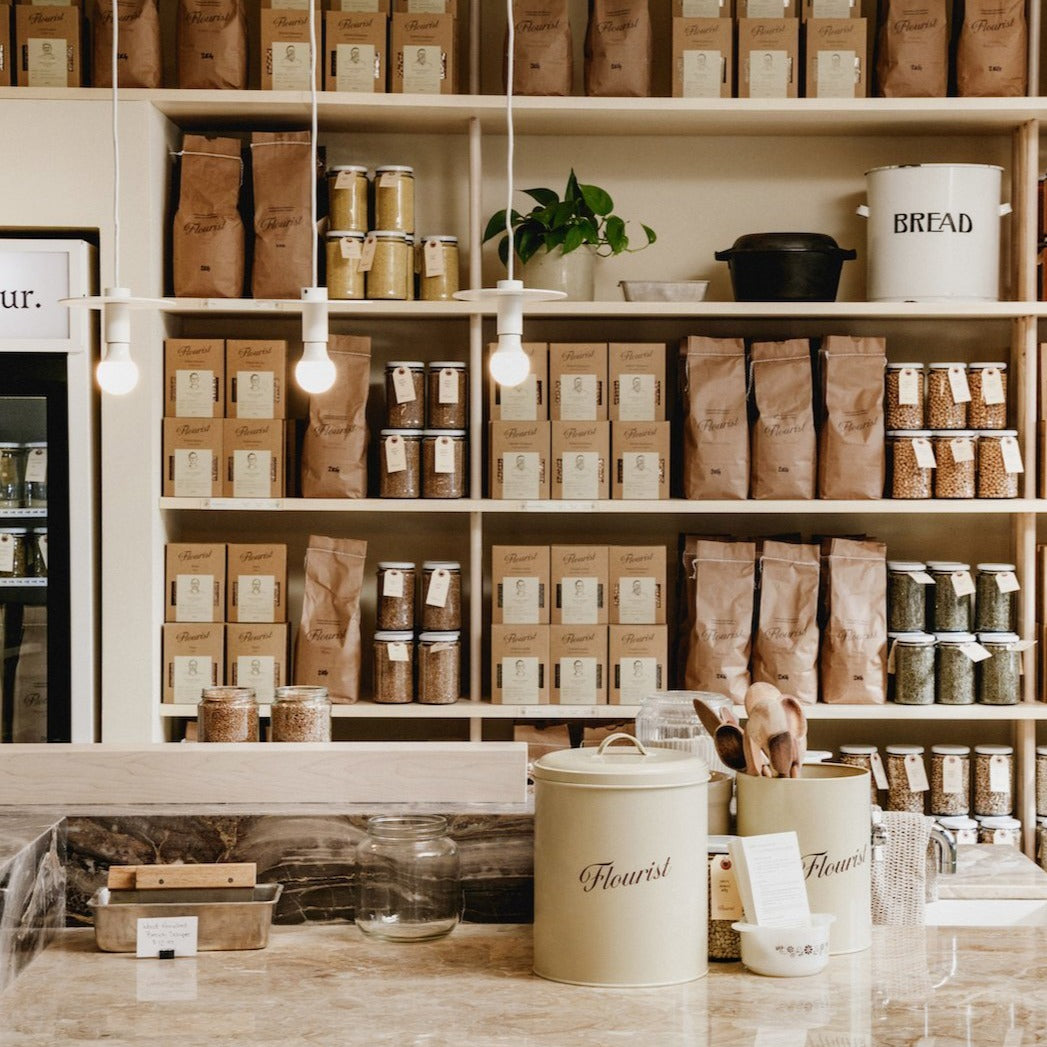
[355, 815, 460, 941]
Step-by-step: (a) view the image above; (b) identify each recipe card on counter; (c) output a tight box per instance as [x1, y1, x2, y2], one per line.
[728, 832, 810, 926]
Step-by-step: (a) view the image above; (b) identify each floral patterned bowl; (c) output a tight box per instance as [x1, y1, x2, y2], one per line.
[731, 913, 835, 977]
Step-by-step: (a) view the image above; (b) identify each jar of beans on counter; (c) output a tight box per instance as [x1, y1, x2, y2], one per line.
[198, 687, 260, 743]
[271, 686, 331, 742]
[977, 816, 1021, 846]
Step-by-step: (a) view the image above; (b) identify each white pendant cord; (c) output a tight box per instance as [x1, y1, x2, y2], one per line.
[111, 0, 120, 288]
[309, 0, 318, 288]
[504, 0, 515, 283]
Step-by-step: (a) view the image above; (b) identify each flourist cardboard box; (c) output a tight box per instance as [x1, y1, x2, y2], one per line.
[488, 342, 548, 421]
[163, 623, 224, 703]
[489, 421, 550, 500]
[609, 624, 667, 704]
[164, 338, 225, 418]
[609, 545, 666, 625]
[223, 419, 285, 498]
[227, 543, 287, 622]
[611, 422, 670, 500]
[609, 343, 666, 421]
[804, 18, 866, 98]
[738, 18, 799, 99]
[390, 12, 454, 94]
[163, 418, 222, 498]
[549, 343, 608, 421]
[491, 624, 549, 704]
[260, 9, 320, 90]
[226, 339, 287, 419]
[550, 625, 607, 705]
[324, 10, 385, 91]
[492, 545, 550, 625]
[165, 543, 226, 623]
[551, 422, 609, 501]
[16, 4, 80, 86]
[672, 18, 732, 98]
[226, 623, 289, 703]
[551, 544, 608, 626]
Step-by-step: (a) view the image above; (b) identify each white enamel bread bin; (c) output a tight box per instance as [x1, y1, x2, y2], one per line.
[858, 164, 1011, 302]
[532, 733, 709, 986]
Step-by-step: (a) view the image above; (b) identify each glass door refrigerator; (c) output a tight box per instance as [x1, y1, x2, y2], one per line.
[0, 238, 98, 742]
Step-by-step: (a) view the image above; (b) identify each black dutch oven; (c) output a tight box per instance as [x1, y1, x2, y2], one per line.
[715, 232, 857, 302]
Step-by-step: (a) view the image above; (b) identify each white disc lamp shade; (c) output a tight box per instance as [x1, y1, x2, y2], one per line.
[97, 287, 138, 395]
[296, 286, 336, 394]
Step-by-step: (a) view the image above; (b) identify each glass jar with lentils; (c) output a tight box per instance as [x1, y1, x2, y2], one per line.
[271, 686, 331, 742]
[886, 744, 927, 814]
[198, 687, 260, 743]
[376, 561, 416, 631]
[929, 744, 970, 816]
[422, 561, 461, 631]
[385, 361, 425, 429]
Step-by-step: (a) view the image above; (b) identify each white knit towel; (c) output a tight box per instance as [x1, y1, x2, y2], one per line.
[871, 811, 931, 925]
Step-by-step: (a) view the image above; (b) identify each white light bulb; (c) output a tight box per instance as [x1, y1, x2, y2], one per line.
[489, 334, 530, 388]
[96, 343, 138, 395]
[296, 342, 337, 394]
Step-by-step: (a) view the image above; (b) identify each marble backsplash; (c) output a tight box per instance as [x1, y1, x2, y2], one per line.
[64, 814, 534, 927]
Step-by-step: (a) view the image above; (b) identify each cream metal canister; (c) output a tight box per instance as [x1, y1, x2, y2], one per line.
[532, 733, 709, 987]
[736, 764, 871, 955]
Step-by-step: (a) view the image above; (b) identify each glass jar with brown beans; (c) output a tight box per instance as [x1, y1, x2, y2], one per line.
[926, 363, 969, 429]
[966, 362, 1007, 429]
[885, 362, 925, 430]
[931, 432, 976, 499]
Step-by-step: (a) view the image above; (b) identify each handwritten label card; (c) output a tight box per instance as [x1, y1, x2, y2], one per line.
[136, 916, 199, 958]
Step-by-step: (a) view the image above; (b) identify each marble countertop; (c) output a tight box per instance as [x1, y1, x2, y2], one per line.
[2, 925, 1046, 1046]
[0, 816, 61, 873]
[938, 844, 1047, 900]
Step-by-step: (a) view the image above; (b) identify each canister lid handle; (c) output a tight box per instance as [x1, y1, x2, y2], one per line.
[596, 733, 650, 757]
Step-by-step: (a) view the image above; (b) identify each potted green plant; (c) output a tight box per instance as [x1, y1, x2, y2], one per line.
[483, 170, 656, 300]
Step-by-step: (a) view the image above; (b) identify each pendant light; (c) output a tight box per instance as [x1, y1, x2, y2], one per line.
[453, 0, 565, 387]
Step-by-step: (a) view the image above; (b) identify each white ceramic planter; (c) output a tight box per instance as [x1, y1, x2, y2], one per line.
[521, 245, 596, 300]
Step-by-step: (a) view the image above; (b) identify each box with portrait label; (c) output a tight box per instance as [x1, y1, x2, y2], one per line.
[608, 625, 667, 705]
[551, 545, 608, 626]
[163, 418, 223, 498]
[737, 0, 795, 15]
[492, 545, 549, 625]
[15, 5, 81, 87]
[551, 422, 609, 501]
[162, 623, 224, 703]
[550, 626, 607, 706]
[227, 543, 287, 623]
[672, 0, 731, 17]
[738, 19, 799, 99]
[490, 625, 549, 704]
[549, 343, 607, 421]
[392, 0, 456, 12]
[0, 8, 12, 87]
[329, 0, 389, 10]
[488, 343, 548, 421]
[489, 421, 550, 500]
[260, 9, 320, 91]
[390, 12, 454, 95]
[672, 18, 732, 98]
[226, 623, 289, 704]
[223, 419, 286, 498]
[804, 19, 865, 98]
[609, 343, 666, 421]
[165, 543, 226, 624]
[324, 10, 385, 92]
[164, 339, 225, 418]
[225, 340, 287, 419]
[611, 422, 670, 500]
[801, 0, 858, 18]
[609, 546, 666, 625]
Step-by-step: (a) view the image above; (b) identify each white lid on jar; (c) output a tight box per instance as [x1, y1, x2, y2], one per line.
[377, 561, 415, 570]
[423, 429, 466, 438]
[886, 744, 925, 755]
[930, 431, 977, 439]
[421, 235, 458, 244]
[931, 744, 970, 756]
[376, 165, 414, 174]
[326, 230, 365, 240]
[928, 362, 967, 369]
[934, 632, 976, 643]
[370, 230, 411, 241]
[419, 631, 461, 642]
[978, 429, 1019, 438]
[380, 429, 422, 438]
[968, 362, 1008, 370]
[386, 361, 425, 370]
[977, 815, 1021, 829]
[23, 442, 46, 448]
[889, 632, 936, 645]
[936, 815, 978, 830]
[0, 527, 28, 535]
[887, 561, 927, 572]
[839, 744, 877, 755]
[31, 526, 46, 534]
[329, 164, 368, 174]
[977, 632, 1020, 644]
[929, 562, 970, 573]
[374, 631, 414, 641]
[974, 744, 1013, 755]
[803, 750, 833, 764]
[887, 430, 933, 438]
[0, 442, 23, 448]
[886, 361, 924, 370]
[1037, 745, 1047, 757]
[977, 563, 1016, 572]
[423, 560, 460, 571]
[428, 361, 466, 370]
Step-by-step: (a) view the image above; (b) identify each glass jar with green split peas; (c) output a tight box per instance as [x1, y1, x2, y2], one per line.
[418, 235, 460, 301]
[325, 231, 366, 300]
[374, 165, 414, 234]
[328, 165, 369, 232]
[365, 231, 412, 301]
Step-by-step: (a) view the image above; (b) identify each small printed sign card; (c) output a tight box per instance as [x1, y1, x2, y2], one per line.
[728, 831, 811, 926]
[136, 916, 199, 958]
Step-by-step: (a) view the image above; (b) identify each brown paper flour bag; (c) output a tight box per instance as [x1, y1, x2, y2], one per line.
[300, 336, 371, 498]
[876, 0, 947, 97]
[584, 0, 652, 97]
[90, 0, 161, 87]
[250, 131, 314, 300]
[172, 135, 245, 299]
[177, 0, 247, 89]
[686, 539, 755, 701]
[820, 537, 886, 704]
[682, 337, 749, 499]
[753, 541, 820, 704]
[508, 0, 572, 96]
[751, 339, 815, 500]
[956, 0, 1026, 98]
[817, 335, 886, 499]
[294, 535, 367, 702]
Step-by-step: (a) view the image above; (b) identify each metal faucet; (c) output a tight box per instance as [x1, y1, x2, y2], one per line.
[928, 825, 958, 875]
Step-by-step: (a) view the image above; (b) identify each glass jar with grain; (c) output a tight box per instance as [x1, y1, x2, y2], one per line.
[885, 744, 927, 814]
[966, 362, 1007, 430]
[885, 362, 925, 430]
[422, 429, 466, 499]
[30, 528, 47, 577]
[328, 164, 369, 232]
[198, 687, 260, 743]
[418, 235, 460, 301]
[426, 362, 467, 429]
[890, 632, 936, 705]
[365, 231, 412, 301]
[418, 631, 460, 705]
[930, 562, 974, 632]
[977, 815, 1021, 846]
[838, 744, 881, 805]
[0, 527, 31, 578]
[977, 430, 1021, 498]
[373, 631, 415, 704]
[379, 429, 422, 499]
[422, 560, 461, 631]
[0, 443, 25, 508]
[887, 561, 928, 632]
[927, 363, 969, 429]
[929, 744, 970, 816]
[1037, 745, 1047, 817]
[271, 686, 331, 742]
[23, 443, 46, 507]
[325, 231, 366, 300]
[975, 562, 1017, 633]
[373, 165, 414, 234]
[934, 633, 977, 705]
[384, 361, 425, 429]
[937, 815, 978, 845]
[376, 561, 416, 631]
[973, 744, 1014, 815]
[887, 431, 934, 499]
[977, 632, 1021, 706]
[931, 432, 976, 499]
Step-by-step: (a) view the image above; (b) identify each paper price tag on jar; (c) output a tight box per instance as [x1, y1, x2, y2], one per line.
[392, 367, 416, 404]
[886, 640, 897, 675]
[869, 751, 889, 790]
[0, 534, 14, 574]
[905, 753, 929, 792]
[948, 364, 971, 404]
[951, 438, 975, 464]
[426, 569, 450, 608]
[1001, 437, 1024, 474]
[960, 642, 992, 663]
[942, 755, 964, 795]
[909, 570, 935, 586]
[980, 367, 1006, 405]
[389, 642, 410, 663]
[358, 234, 378, 273]
[383, 569, 404, 598]
[951, 571, 976, 598]
[424, 239, 445, 278]
[913, 438, 936, 469]
[37, 534, 48, 570]
[334, 170, 357, 190]
[385, 435, 407, 474]
[898, 367, 920, 405]
[709, 855, 744, 921]
[25, 448, 47, 483]
[434, 437, 456, 475]
[996, 572, 1020, 593]
[990, 754, 1011, 793]
[340, 237, 362, 261]
[438, 368, 458, 404]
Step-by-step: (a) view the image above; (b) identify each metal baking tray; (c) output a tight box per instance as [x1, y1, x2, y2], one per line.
[89, 883, 283, 952]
